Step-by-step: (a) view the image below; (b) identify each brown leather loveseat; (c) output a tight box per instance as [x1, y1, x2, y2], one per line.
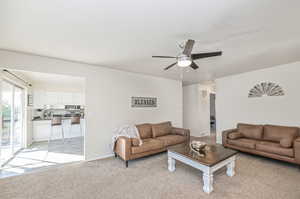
[223, 123, 300, 165]
[114, 121, 190, 167]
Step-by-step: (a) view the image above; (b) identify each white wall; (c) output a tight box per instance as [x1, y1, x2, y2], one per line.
[216, 61, 300, 143]
[0, 50, 183, 160]
[183, 84, 214, 137]
[13, 70, 86, 93]
[33, 84, 84, 93]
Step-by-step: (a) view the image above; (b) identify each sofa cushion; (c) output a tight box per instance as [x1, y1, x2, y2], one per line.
[263, 125, 298, 146]
[237, 123, 263, 140]
[131, 138, 164, 154]
[136, 123, 152, 139]
[152, 121, 172, 138]
[256, 141, 294, 157]
[227, 138, 257, 149]
[280, 138, 293, 148]
[156, 135, 186, 147]
[228, 132, 243, 140]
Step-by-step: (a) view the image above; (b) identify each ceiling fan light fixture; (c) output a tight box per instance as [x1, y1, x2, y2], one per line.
[177, 56, 192, 67]
[152, 39, 222, 71]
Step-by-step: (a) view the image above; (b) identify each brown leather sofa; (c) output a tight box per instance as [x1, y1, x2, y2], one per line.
[222, 123, 300, 165]
[114, 121, 190, 167]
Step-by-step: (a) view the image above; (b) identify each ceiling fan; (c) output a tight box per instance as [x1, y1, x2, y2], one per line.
[152, 39, 222, 70]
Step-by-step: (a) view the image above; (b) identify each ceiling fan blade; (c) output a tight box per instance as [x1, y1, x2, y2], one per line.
[190, 62, 199, 70]
[164, 62, 177, 70]
[191, 51, 222, 60]
[152, 56, 176, 58]
[182, 39, 195, 56]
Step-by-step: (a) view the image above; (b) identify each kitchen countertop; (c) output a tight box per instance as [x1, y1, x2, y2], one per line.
[32, 117, 84, 121]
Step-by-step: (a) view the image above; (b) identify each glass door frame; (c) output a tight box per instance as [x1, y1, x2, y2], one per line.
[0, 78, 26, 166]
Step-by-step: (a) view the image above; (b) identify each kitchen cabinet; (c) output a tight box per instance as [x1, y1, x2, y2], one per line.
[61, 92, 73, 105]
[45, 92, 59, 105]
[33, 119, 85, 142]
[33, 90, 84, 108]
[33, 90, 46, 108]
[72, 93, 85, 105]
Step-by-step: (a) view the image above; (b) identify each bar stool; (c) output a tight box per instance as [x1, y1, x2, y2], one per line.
[70, 115, 82, 136]
[48, 116, 64, 149]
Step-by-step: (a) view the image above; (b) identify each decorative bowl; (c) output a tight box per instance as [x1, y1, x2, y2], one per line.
[189, 141, 207, 156]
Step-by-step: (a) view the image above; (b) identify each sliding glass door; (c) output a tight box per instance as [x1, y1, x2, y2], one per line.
[13, 86, 23, 153]
[0, 81, 24, 165]
[1, 81, 13, 164]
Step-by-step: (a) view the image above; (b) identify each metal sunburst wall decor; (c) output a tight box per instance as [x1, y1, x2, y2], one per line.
[248, 82, 285, 98]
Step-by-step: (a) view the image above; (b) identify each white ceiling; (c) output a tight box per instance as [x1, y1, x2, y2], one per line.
[11, 70, 85, 92]
[1, 0, 300, 85]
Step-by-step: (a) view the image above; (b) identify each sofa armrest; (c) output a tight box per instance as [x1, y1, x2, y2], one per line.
[172, 127, 190, 141]
[114, 136, 131, 161]
[222, 128, 238, 146]
[294, 137, 300, 164]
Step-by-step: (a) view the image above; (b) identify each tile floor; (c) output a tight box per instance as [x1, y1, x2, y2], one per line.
[0, 136, 84, 178]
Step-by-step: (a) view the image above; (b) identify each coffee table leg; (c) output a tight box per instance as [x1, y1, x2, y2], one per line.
[168, 156, 176, 172]
[203, 171, 213, 194]
[226, 159, 235, 177]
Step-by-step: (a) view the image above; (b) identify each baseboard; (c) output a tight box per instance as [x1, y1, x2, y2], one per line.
[86, 153, 114, 162]
[33, 135, 83, 142]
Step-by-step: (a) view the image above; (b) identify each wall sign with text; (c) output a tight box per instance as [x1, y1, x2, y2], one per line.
[131, 97, 157, 108]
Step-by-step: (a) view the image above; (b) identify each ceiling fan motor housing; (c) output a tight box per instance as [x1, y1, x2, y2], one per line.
[177, 54, 192, 67]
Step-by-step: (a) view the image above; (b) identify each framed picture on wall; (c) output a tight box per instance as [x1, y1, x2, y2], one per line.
[27, 94, 33, 106]
[131, 97, 157, 108]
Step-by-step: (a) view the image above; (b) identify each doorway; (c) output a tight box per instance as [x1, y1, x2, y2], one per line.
[210, 93, 216, 135]
[0, 69, 85, 178]
[1, 80, 25, 166]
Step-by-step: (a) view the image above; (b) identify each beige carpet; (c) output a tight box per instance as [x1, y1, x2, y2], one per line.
[0, 152, 299, 199]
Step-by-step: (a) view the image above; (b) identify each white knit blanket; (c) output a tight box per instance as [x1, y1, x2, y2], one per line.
[112, 125, 142, 150]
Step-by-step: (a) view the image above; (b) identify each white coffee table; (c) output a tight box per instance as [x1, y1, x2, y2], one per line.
[168, 143, 238, 194]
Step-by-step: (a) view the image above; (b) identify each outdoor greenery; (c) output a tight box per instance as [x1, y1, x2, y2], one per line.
[2, 103, 11, 120]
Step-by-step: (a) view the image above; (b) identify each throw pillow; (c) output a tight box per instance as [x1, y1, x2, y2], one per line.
[131, 138, 143, 146]
[228, 132, 243, 140]
[280, 138, 293, 148]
